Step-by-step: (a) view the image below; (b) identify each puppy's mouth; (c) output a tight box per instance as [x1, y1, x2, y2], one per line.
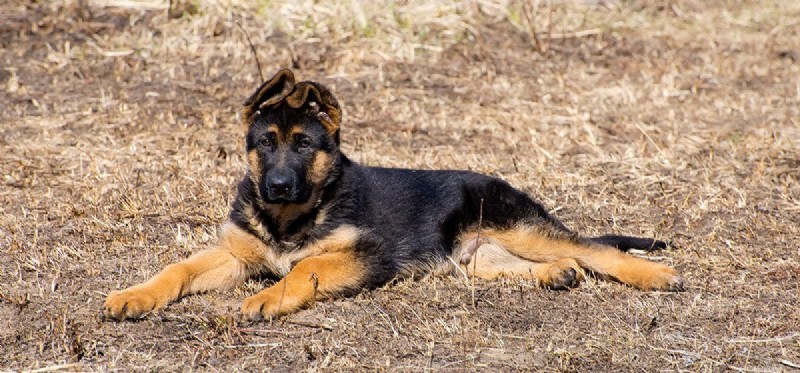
[265, 196, 297, 204]
[262, 187, 309, 205]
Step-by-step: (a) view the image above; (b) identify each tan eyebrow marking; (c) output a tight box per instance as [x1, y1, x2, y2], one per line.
[289, 125, 305, 136]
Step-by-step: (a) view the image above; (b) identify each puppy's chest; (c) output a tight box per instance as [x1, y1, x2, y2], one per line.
[257, 223, 363, 277]
[249, 225, 321, 276]
[260, 240, 321, 277]
[258, 223, 338, 276]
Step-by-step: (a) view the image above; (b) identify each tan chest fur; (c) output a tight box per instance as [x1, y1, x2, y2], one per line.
[219, 221, 362, 278]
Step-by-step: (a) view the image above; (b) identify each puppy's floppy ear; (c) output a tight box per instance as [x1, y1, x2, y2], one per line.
[286, 81, 342, 140]
[241, 69, 296, 127]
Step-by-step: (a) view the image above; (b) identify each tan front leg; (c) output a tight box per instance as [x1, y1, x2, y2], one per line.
[104, 223, 268, 320]
[241, 252, 365, 319]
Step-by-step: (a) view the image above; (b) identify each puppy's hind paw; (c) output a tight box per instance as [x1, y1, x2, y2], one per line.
[642, 267, 684, 292]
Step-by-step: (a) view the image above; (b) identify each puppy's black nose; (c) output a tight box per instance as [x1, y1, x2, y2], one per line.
[265, 167, 296, 199]
[268, 178, 291, 196]
[266, 169, 294, 198]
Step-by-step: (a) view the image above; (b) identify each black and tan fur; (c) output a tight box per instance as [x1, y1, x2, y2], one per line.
[104, 69, 683, 321]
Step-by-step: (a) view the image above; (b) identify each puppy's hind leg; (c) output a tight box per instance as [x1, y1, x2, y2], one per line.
[455, 233, 584, 290]
[460, 225, 683, 291]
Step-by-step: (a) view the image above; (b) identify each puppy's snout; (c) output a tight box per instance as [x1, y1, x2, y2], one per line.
[266, 169, 294, 198]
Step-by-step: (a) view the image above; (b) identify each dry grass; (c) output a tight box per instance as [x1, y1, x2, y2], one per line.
[1, 0, 799, 371]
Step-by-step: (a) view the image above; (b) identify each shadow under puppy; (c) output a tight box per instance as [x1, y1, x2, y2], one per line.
[104, 69, 683, 321]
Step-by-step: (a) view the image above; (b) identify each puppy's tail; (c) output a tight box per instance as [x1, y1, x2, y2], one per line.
[588, 234, 667, 252]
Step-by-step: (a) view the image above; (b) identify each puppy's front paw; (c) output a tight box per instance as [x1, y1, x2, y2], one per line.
[241, 293, 280, 320]
[103, 289, 157, 321]
[241, 291, 305, 320]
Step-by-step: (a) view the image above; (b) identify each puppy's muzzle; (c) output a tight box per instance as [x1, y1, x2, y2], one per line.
[265, 168, 296, 200]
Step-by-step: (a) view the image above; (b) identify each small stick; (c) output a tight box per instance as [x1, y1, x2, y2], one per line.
[276, 278, 287, 320]
[471, 198, 484, 308]
[427, 341, 436, 370]
[521, 0, 554, 54]
[0, 291, 28, 308]
[780, 360, 800, 370]
[727, 333, 799, 344]
[309, 272, 319, 307]
[549, 28, 602, 39]
[237, 328, 305, 335]
[459, 198, 487, 266]
[235, 21, 264, 82]
[285, 319, 333, 331]
[545, 0, 553, 51]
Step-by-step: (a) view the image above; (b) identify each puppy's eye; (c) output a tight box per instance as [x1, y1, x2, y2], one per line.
[259, 137, 272, 148]
[297, 138, 312, 149]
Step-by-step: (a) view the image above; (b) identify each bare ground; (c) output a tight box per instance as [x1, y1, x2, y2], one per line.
[1, 0, 799, 371]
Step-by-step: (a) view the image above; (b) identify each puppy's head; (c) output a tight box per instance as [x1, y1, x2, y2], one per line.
[241, 69, 342, 204]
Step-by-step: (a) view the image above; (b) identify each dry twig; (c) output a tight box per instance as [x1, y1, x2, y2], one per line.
[235, 21, 264, 82]
[521, 0, 553, 54]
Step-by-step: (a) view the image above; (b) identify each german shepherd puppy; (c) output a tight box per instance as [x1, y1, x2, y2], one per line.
[104, 69, 683, 321]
